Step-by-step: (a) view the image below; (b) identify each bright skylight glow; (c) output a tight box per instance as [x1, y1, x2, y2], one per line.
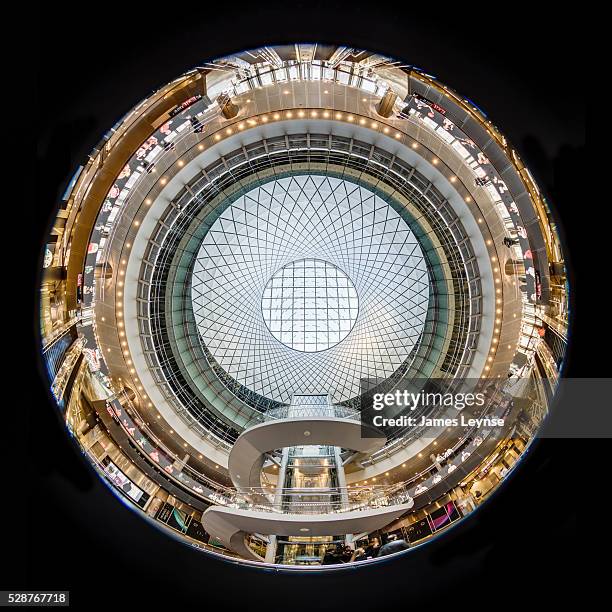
[261, 258, 359, 352]
[192, 174, 430, 403]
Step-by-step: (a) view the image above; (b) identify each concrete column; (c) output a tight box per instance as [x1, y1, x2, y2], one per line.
[273, 448, 291, 510]
[376, 90, 398, 118]
[217, 93, 239, 119]
[334, 447, 349, 509]
[505, 259, 526, 277]
[334, 446, 353, 547]
[430, 453, 443, 472]
[121, 386, 136, 402]
[195, 69, 213, 106]
[265, 535, 278, 563]
[265, 448, 289, 563]
[173, 453, 190, 471]
[94, 262, 113, 281]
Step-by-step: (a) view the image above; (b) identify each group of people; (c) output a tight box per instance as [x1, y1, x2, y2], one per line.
[321, 534, 410, 565]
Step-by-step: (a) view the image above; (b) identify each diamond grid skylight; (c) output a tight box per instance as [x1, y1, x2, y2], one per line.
[261, 258, 359, 352]
[191, 175, 430, 404]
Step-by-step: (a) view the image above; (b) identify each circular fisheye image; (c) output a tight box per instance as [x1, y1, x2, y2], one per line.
[39, 44, 568, 569]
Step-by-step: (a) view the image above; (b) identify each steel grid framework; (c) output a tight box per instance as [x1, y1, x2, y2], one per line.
[136, 133, 482, 448]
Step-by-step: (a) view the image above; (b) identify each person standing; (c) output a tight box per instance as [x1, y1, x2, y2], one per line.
[377, 533, 410, 556]
[364, 537, 381, 559]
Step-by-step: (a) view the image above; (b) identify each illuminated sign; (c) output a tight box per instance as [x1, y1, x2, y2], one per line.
[169, 94, 202, 118]
[413, 93, 447, 115]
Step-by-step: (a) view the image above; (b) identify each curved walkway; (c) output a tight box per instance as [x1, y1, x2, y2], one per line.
[201, 502, 414, 561]
[228, 416, 386, 492]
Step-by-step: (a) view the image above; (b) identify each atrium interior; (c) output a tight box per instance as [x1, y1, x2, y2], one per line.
[39, 44, 568, 568]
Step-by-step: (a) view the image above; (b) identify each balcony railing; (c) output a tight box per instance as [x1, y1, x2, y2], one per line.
[263, 404, 361, 421]
[210, 483, 414, 515]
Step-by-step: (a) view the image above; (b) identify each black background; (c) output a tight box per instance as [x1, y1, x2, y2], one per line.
[25, 1, 595, 608]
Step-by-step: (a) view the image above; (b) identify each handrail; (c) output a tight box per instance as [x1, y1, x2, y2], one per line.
[92, 370, 236, 498]
[83, 358, 535, 526]
[263, 404, 360, 421]
[211, 482, 413, 515]
[42, 318, 79, 352]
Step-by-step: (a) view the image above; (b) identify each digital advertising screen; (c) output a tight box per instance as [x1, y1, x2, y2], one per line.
[101, 457, 149, 508]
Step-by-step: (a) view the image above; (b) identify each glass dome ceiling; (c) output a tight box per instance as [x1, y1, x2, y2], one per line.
[191, 174, 430, 403]
[261, 258, 359, 353]
[38, 41, 570, 569]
